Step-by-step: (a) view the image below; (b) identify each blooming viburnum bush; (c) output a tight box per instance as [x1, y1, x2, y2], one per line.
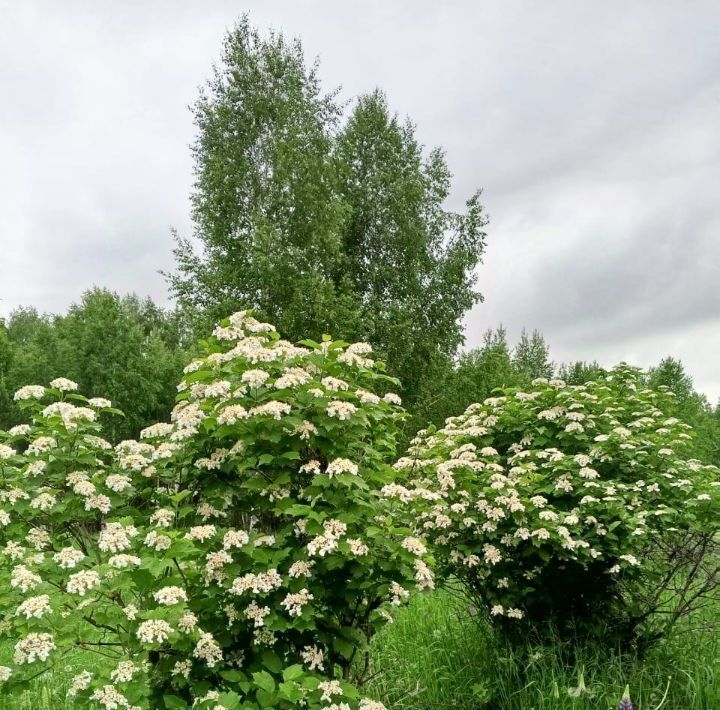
[0, 311, 432, 709]
[386, 365, 719, 637]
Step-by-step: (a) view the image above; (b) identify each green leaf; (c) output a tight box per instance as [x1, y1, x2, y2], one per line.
[261, 649, 283, 674]
[252, 671, 276, 694]
[282, 664, 304, 682]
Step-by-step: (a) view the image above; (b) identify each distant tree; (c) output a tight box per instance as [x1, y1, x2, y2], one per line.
[512, 328, 553, 383]
[557, 360, 603, 385]
[412, 327, 517, 429]
[0, 309, 60, 428]
[54, 289, 186, 440]
[0, 291, 187, 440]
[333, 90, 486, 400]
[169, 18, 487, 408]
[648, 357, 718, 464]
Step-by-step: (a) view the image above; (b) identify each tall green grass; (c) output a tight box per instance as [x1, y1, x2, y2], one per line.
[365, 588, 720, 709]
[1, 587, 718, 708]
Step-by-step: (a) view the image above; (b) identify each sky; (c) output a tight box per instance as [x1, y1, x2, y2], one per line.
[1, 1, 719, 401]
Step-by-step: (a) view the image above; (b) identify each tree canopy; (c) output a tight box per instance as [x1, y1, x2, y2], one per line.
[0, 289, 187, 440]
[169, 18, 487, 406]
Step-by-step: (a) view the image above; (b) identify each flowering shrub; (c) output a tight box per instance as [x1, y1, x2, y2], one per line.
[386, 365, 719, 636]
[0, 311, 432, 709]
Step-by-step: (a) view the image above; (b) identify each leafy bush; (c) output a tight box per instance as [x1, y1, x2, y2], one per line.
[0, 311, 432, 709]
[386, 366, 719, 640]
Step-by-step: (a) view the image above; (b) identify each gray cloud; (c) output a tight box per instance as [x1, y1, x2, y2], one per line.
[0, 0, 719, 400]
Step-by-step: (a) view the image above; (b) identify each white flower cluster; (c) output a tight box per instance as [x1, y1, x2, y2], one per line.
[389, 365, 719, 621]
[0, 311, 433, 709]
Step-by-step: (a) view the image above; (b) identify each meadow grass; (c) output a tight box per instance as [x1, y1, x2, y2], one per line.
[1, 586, 718, 708]
[365, 587, 720, 709]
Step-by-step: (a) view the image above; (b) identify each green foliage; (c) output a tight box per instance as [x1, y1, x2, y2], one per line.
[512, 329, 553, 383]
[411, 327, 554, 432]
[389, 366, 720, 640]
[556, 360, 603, 386]
[647, 357, 719, 464]
[0, 289, 186, 441]
[0, 311, 429, 708]
[169, 18, 487, 409]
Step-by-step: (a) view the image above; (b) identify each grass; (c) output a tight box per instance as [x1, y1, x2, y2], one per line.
[365, 588, 720, 709]
[2, 588, 718, 708]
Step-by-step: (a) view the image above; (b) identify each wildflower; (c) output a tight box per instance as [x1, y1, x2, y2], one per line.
[390, 581, 409, 606]
[144, 530, 171, 551]
[194, 631, 223, 667]
[483, 544, 502, 565]
[616, 686, 634, 710]
[184, 525, 216, 542]
[14, 633, 56, 664]
[14, 385, 45, 400]
[347, 538, 370, 556]
[109, 554, 141, 568]
[327, 400, 357, 420]
[172, 660, 192, 678]
[85, 494, 112, 514]
[244, 602, 270, 627]
[293, 420, 318, 439]
[230, 569, 282, 595]
[150, 508, 174, 528]
[326, 458, 359, 477]
[217, 404, 249, 425]
[241, 369, 270, 387]
[401, 536, 427, 556]
[301, 644, 324, 670]
[281, 588, 314, 617]
[300, 460, 321, 474]
[319, 680, 343, 702]
[136, 620, 173, 644]
[90, 685, 131, 708]
[105, 474, 132, 492]
[275, 368, 312, 388]
[322, 377, 349, 392]
[50, 377, 78, 391]
[30, 492, 56, 512]
[111, 661, 142, 683]
[356, 389, 380, 404]
[359, 701, 388, 710]
[99, 523, 135, 553]
[223, 529, 250, 549]
[414, 559, 435, 590]
[67, 570, 101, 596]
[178, 611, 198, 632]
[16, 594, 51, 619]
[67, 670, 92, 696]
[153, 586, 188, 606]
[11, 566, 42, 592]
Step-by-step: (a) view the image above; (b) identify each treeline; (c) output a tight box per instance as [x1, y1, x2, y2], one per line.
[2, 291, 718, 466]
[415, 327, 720, 465]
[0, 289, 188, 440]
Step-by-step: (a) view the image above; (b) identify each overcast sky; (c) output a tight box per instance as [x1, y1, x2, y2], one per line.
[1, 1, 719, 400]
